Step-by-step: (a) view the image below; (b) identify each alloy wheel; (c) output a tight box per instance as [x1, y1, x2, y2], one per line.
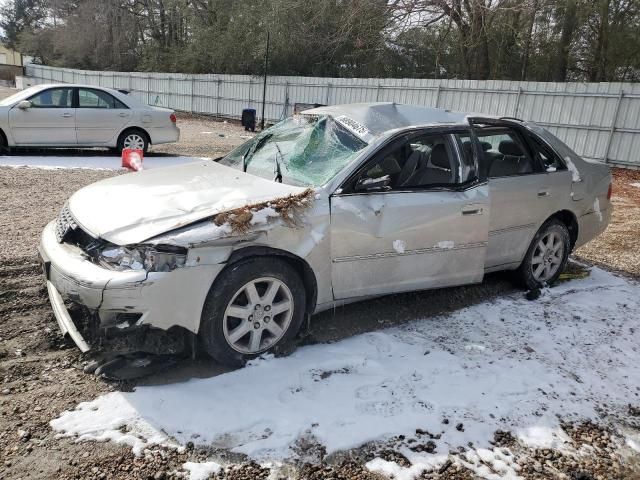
[222, 277, 294, 354]
[123, 133, 145, 151]
[531, 231, 564, 283]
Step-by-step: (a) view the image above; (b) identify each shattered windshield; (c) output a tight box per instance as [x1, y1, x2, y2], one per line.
[219, 114, 368, 187]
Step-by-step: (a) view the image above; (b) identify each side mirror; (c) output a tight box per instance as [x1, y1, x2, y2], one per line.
[17, 100, 32, 110]
[355, 175, 391, 192]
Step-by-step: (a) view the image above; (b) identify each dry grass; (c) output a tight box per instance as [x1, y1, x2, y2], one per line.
[213, 188, 315, 233]
[575, 167, 640, 278]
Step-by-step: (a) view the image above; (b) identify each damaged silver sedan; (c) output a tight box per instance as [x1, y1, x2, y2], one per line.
[39, 103, 612, 366]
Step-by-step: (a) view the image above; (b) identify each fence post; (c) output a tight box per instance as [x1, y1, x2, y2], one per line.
[326, 82, 332, 105]
[514, 86, 523, 117]
[376, 83, 381, 102]
[147, 76, 151, 105]
[434, 84, 441, 108]
[216, 79, 222, 118]
[284, 81, 290, 118]
[603, 89, 624, 163]
[190, 76, 195, 113]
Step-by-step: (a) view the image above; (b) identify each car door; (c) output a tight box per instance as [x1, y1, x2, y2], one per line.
[8, 87, 76, 145]
[330, 129, 489, 300]
[75, 88, 132, 144]
[470, 119, 561, 270]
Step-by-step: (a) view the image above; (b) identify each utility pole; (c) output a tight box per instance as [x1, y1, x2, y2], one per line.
[260, 31, 270, 131]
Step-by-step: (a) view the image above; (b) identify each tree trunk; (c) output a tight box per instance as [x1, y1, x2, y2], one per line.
[521, 0, 538, 80]
[590, 0, 610, 81]
[552, 0, 578, 82]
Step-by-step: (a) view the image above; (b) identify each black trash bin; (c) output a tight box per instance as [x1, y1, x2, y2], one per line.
[241, 108, 257, 132]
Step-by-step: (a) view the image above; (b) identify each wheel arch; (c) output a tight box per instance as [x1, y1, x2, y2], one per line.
[547, 209, 579, 250]
[118, 126, 152, 145]
[0, 127, 7, 147]
[222, 246, 318, 315]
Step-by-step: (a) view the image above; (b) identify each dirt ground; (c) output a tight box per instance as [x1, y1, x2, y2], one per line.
[1, 86, 640, 479]
[575, 167, 640, 278]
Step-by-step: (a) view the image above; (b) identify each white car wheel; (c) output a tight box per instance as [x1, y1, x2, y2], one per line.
[123, 133, 146, 151]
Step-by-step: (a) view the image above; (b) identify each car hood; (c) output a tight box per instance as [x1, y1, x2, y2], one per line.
[68, 161, 305, 245]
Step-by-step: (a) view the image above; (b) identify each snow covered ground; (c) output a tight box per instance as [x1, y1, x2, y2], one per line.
[0, 154, 206, 170]
[50, 266, 640, 479]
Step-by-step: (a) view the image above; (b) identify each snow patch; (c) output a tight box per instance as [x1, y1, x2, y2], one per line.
[436, 240, 454, 250]
[49, 267, 640, 473]
[630, 182, 640, 189]
[182, 461, 222, 480]
[393, 239, 406, 254]
[593, 197, 603, 222]
[517, 425, 571, 450]
[564, 157, 582, 182]
[50, 393, 177, 455]
[250, 206, 280, 225]
[0, 155, 206, 171]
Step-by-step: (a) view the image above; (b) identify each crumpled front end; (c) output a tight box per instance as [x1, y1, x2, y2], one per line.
[39, 218, 226, 355]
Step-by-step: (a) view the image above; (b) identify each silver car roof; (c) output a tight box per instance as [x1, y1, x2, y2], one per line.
[303, 102, 468, 136]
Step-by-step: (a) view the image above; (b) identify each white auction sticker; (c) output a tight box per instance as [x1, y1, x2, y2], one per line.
[334, 115, 371, 140]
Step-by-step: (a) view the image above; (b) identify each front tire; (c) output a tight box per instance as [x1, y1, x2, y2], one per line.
[516, 219, 571, 289]
[117, 129, 149, 154]
[199, 257, 306, 367]
[0, 131, 9, 154]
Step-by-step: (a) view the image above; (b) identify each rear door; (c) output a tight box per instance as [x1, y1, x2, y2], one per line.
[9, 87, 76, 145]
[330, 128, 489, 300]
[469, 118, 567, 270]
[75, 88, 132, 144]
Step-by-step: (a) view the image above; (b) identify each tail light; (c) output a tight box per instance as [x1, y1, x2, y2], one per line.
[607, 182, 613, 200]
[169, 113, 177, 123]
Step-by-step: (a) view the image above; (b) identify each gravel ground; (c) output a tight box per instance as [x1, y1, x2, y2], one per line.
[152, 112, 255, 158]
[575, 167, 640, 278]
[2, 165, 640, 478]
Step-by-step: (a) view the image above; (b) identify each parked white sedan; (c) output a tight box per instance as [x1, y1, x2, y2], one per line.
[0, 84, 179, 152]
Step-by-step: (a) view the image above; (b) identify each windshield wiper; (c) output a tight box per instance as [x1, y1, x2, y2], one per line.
[273, 142, 284, 183]
[243, 133, 273, 172]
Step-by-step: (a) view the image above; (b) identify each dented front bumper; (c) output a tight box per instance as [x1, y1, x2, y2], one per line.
[39, 221, 224, 352]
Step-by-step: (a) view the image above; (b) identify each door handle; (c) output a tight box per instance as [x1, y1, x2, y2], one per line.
[61, 113, 73, 118]
[118, 112, 129, 117]
[537, 190, 550, 197]
[462, 205, 483, 216]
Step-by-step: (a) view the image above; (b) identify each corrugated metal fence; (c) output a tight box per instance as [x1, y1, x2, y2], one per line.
[25, 64, 640, 168]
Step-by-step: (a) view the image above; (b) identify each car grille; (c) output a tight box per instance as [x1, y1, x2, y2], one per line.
[55, 203, 77, 243]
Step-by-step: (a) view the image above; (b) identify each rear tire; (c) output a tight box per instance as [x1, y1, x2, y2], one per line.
[0, 130, 9, 154]
[515, 219, 571, 289]
[199, 257, 306, 367]
[117, 129, 149, 154]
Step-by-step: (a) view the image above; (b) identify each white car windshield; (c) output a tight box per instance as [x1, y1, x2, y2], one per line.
[219, 114, 368, 187]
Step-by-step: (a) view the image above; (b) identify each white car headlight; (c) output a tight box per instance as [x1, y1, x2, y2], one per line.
[97, 245, 186, 272]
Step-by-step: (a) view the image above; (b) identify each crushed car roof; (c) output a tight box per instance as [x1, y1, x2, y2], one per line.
[303, 102, 467, 137]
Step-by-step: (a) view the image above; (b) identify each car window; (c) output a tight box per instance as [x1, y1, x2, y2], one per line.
[353, 133, 464, 191]
[28, 88, 73, 108]
[528, 135, 566, 172]
[78, 89, 127, 109]
[477, 129, 537, 178]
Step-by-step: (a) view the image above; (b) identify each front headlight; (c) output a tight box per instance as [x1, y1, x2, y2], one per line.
[97, 245, 186, 272]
